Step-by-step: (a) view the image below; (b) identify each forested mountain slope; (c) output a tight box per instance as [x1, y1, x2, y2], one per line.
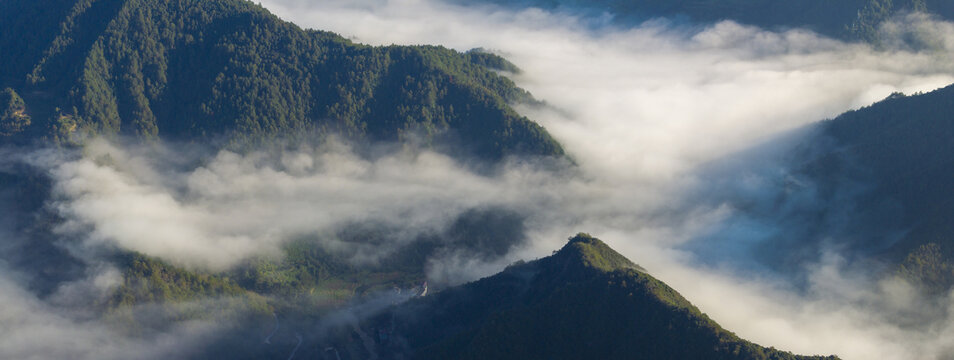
[0, 0, 563, 159]
[322, 234, 839, 360]
[801, 85, 954, 290]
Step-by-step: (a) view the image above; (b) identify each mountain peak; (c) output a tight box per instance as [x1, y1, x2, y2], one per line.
[364, 233, 838, 359]
[554, 233, 645, 273]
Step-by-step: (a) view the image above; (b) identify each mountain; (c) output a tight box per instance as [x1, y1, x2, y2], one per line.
[461, 0, 954, 42]
[0, 1, 566, 353]
[796, 85, 954, 290]
[0, 0, 563, 160]
[0, 0, 935, 358]
[683, 82, 954, 292]
[315, 234, 838, 360]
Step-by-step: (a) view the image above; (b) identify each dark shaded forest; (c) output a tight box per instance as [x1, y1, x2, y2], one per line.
[336, 234, 840, 360]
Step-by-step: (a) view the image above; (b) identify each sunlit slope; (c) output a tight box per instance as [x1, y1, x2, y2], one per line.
[0, 0, 563, 159]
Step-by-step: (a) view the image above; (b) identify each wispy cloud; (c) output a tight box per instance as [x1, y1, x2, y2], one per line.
[4, 1, 954, 359]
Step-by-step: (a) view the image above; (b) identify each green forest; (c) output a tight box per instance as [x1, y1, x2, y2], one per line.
[351, 234, 840, 360]
[1, 0, 951, 358]
[0, 0, 563, 159]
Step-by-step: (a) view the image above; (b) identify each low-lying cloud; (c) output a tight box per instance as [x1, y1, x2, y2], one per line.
[0, 261, 236, 360]
[4, 0, 954, 359]
[39, 138, 594, 271]
[251, 1, 954, 358]
[258, 0, 954, 183]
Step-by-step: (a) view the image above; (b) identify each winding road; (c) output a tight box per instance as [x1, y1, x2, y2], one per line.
[286, 333, 303, 360]
[352, 321, 379, 360]
[324, 347, 342, 360]
[261, 312, 300, 360]
[264, 312, 279, 344]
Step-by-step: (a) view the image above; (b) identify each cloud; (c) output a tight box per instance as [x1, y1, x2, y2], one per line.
[0, 263, 236, 360]
[5, 1, 954, 359]
[257, 0, 954, 185]
[43, 138, 518, 270]
[879, 12, 954, 51]
[253, 1, 954, 358]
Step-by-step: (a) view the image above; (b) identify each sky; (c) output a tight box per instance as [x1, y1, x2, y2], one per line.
[5, 0, 954, 359]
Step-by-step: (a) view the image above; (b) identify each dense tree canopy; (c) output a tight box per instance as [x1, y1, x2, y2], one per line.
[0, 88, 30, 136]
[0, 0, 564, 159]
[345, 234, 839, 360]
[818, 85, 954, 290]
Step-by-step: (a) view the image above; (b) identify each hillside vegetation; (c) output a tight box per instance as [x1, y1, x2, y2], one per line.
[325, 234, 840, 360]
[811, 85, 954, 290]
[0, 0, 563, 159]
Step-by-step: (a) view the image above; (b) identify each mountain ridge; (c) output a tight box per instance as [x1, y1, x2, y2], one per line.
[0, 0, 564, 160]
[324, 233, 840, 360]
[810, 84, 954, 290]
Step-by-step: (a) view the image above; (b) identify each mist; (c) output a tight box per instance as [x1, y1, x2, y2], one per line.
[3, 0, 954, 359]
[0, 257, 244, 360]
[255, 1, 954, 358]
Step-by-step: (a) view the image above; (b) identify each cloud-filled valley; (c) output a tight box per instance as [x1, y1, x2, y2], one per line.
[4, 0, 954, 359]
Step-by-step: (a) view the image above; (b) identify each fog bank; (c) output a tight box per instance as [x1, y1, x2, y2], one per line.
[4, 0, 954, 358]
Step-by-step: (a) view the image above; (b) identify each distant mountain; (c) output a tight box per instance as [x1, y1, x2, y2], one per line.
[680, 82, 954, 292]
[797, 85, 954, 291]
[318, 234, 838, 360]
[0, 0, 563, 159]
[460, 0, 954, 42]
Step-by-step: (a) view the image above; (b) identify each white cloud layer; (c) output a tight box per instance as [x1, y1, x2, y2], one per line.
[258, 0, 954, 185]
[239, 1, 954, 358]
[5, 1, 954, 359]
[0, 264, 230, 360]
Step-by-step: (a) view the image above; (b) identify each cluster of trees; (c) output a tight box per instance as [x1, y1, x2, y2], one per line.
[898, 243, 954, 293]
[105, 253, 272, 337]
[0, 88, 30, 136]
[110, 253, 249, 305]
[0, 0, 563, 159]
